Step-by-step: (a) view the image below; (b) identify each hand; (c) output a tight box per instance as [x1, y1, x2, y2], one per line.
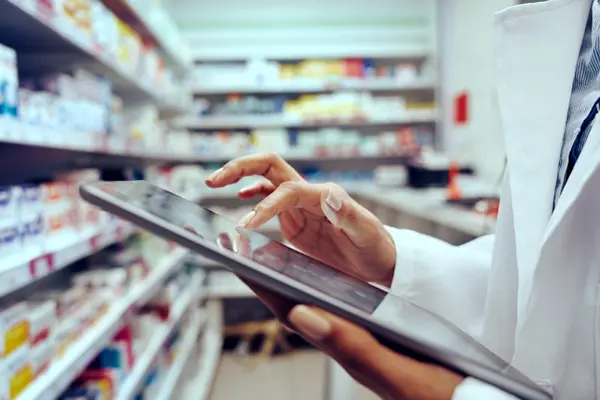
[236, 276, 463, 400]
[206, 153, 396, 286]
[290, 305, 463, 400]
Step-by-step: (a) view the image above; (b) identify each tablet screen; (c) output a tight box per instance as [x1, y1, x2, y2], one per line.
[114, 181, 387, 313]
[100, 181, 527, 381]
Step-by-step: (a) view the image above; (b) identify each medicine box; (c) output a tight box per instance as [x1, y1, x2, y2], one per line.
[1, 346, 33, 399]
[0, 43, 18, 119]
[0, 302, 29, 358]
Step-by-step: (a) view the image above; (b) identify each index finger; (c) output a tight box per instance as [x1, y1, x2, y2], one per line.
[206, 153, 303, 188]
[242, 181, 325, 230]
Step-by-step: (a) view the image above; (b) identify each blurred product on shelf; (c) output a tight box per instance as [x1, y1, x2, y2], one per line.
[39, 0, 179, 95]
[193, 92, 435, 122]
[405, 149, 457, 189]
[122, 0, 192, 70]
[191, 58, 433, 88]
[171, 125, 432, 159]
[1, 0, 188, 114]
[0, 42, 177, 154]
[0, 170, 114, 265]
[147, 165, 207, 201]
[0, 43, 18, 120]
[55, 268, 195, 399]
[121, 104, 169, 152]
[0, 233, 182, 399]
[373, 165, 408, 187]
[20, 71, 110, 149]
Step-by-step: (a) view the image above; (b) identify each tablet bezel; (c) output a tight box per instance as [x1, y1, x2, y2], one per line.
[79, 181, 550, 400]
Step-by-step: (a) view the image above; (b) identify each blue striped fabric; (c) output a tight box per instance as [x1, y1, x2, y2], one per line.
[554, 0, 600, 207]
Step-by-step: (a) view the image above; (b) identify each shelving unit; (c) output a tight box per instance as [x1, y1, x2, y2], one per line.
[102, 0, 192, 74]
[0, 220, 135, 297]
[0, 0, 183, 108]
[0, 0, 210, 398]
[0, 1, 452, 399]
[155, 308, 208, 400]
[178, 110, 438, 130]
[183, 330, 224, 400]
[116, 284, 201, 400]
[192, 78, 436, 95]
[17, 247, 188, 400]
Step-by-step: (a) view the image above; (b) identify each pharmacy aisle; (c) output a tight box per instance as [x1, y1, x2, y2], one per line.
[0, 0, 509, 398]
[0, 0, 219, 397]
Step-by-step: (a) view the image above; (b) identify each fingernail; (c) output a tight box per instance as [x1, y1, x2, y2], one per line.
[325, 189, 342, 211]
[239, 184, 256, 194]
[322, 201, 339, 225]
[289, 305, 332, 341]
[237, 210, 256, 228]
[208, 168, 223, 182]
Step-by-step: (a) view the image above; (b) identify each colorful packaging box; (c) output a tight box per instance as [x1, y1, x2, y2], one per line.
[0, 302, 29, 359]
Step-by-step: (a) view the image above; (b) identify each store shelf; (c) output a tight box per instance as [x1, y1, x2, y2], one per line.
[155, 308, 207, 400]
[0, 119, 200, 184]
[346, 182, 497, 237]
[192, 79, 436, 95]
[206, 271, 255, 299]
[0, 0, 181, 107]
[17, 247, 188, 400]
[0, 221, 136, 298]
[191, 331, 224, 400]
[102, 0, 191, 74]
[190, 152, 410, 168]
[0, 121, 411, 182]
[193, 48, 433, 63]
[116, 285, 200, 400]
[177, 110, 437, 130]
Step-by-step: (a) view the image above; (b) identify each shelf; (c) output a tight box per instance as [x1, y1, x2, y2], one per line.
[189, 331, 224, 400]
[116, 285, 199, 400]
[0, 0, 182, 107]
[0, 119, 199, 184]
[345, 182, 497, 237]
[0, 221, 136, 298]
[190, 153, 410, 168]
[17, 247, 188, 400]
[192, 79, 436, 95]
[177, 110, 438, 130]
[193, 49, 432, 63]
[206, 271, 255, 299]
[155, 308, 207, 400]
[102, 0, 191, 74]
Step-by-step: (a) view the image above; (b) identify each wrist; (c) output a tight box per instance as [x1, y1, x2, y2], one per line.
[401, 364, 463, 400]
[377, 227, 397, 287]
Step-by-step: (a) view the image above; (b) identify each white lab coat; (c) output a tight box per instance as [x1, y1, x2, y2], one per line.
[368, 0, 600, 398]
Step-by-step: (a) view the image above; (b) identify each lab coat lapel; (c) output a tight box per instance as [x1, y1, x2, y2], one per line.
[493, 0, 590, 329]
[513, 107, 600, 382]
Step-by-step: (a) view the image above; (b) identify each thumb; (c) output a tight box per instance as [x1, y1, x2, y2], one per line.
[320, 184, 378, 247]
[288, 305, 413, 400]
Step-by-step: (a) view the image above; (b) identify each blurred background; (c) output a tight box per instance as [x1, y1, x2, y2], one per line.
[0, 0, 535, 399]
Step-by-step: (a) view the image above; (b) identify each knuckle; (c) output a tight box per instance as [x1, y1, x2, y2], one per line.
[279, 181, 300, 191]
[264, 152, 283, 164]
[254, 201, 269, 214]
[324, 182, 344, 193]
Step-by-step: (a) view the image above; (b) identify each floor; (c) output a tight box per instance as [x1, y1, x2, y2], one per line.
[207, 351, 379, 400]
[210, 351, 327, 400]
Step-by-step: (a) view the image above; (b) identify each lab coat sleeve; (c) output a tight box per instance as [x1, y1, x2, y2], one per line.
[375, 230, 516, 400]
[380, 227, 494, 337]
[452, 378, 518, 400]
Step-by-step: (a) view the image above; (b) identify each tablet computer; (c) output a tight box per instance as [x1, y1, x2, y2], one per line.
[80, 180, 550, 400]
